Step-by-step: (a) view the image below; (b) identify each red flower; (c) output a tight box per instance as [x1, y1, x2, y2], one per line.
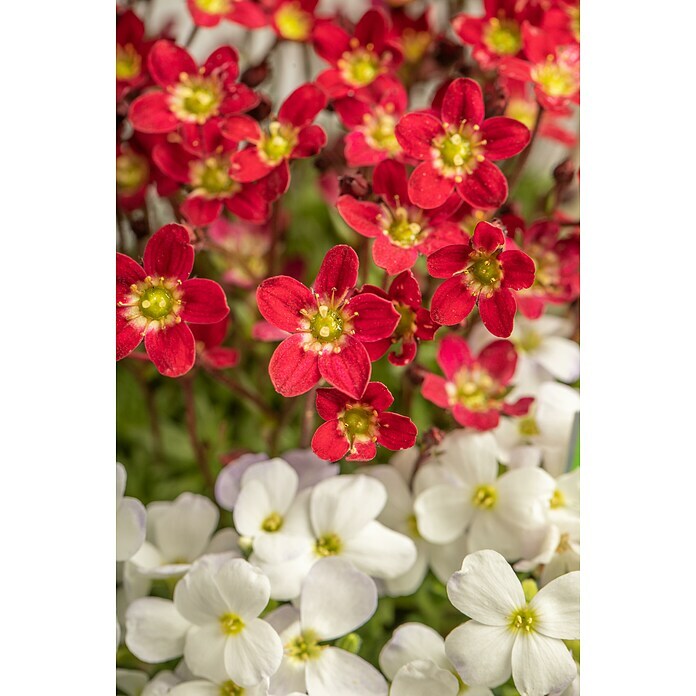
[117, 9, 153, 103]
[338, 160, 464, 275]
[334, 83, 407, 167]
[421, 335, 532, 431]
[191, 316, 239, 369]
[224, 83, 326, 190]
[359, 270, 440, 366]
[395, 77, 530, 210]
[186, 0, 267, 29]
[152, 120, 286, 226]
[270, 0, 318, 42]
[312, 382, 417, 461]
[256, 245, 400, 399]
[428, 220, 535, 337]
[502, 215, 579, 319]
[116, 224, 230, 377]
[128, 41, 258, 134]
[313, 9, 403, 100]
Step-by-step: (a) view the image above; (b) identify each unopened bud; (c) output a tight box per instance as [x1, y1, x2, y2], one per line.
[522, 578, 539, 602]
[247, 93, 272, 122]
[484, 81, 508, 118]
[335, 633, 362, 654]
[241, 61, 270, 88]
[553, 158, 576, 187]
[339, 174, 370, 198]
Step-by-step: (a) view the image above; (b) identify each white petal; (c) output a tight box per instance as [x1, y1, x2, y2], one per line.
[533, 337, 579, 383]
[264, 604, 300, 635]
[310, 475, 386, 539]
[116, 462, 127, 505]
[446, 550, 524, 624]
[467, 511, 528, 562]
[234, 480, 275, 537]
[214, 558, 271, 621]
[282, 447, 339, 488]
[511, 632, 577, 696]
[184, 624, 230, 684]
[241, 458, 299, 514]
[414, 485, 472, 544]
[540, 548, 580, 587]
[342, 521, 417, 579]
[269, 655, 307, 695]
[174, 558, 230, 625]
[496, 467, 556, 528]
[439, 432, 500, 486]
[529, 314, 574, 339]
[117, 497, 147, 562]
[125, 597, 190, 663]
[168, 681, 219, 696]
[428, 534, 469, 586]
[508, 446, 543, 470]
[224, 618, 283, 687]
[141, 671, 183, 696]
[390, 659, 459, 696]
[379, 623, 448, 679]
[214, 454, 268, 510]
[251, 550, 316, 602]
[205, 528, 241, 556]
[445, 621, 514, 688]
[115, 668, 148, 696]
[306, 647, 388, 696]
[385, 548, 429, 597]
[151, 494, 219, 563]
[300, 557, 377, 640]
[253, 531, 314, 564]
[412, 462, 455, 496]
[365, 465, 414, 532]
[530, 571, 580, 639]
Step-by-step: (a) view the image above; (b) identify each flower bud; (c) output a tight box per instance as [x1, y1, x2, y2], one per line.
[339, 174, 370, 198]
[242, 61, 270, 88]
[553, 158, 576, 188]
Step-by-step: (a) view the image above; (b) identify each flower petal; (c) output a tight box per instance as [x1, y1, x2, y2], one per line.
[125, 598, 191, 663]
[144, 323, 196, 377]
[314, 245, 359, 299]
[181, 279, 229, 324]
[256, 276, 315, 333]
[511, 632, 577, 696]
[441, 78, 484, 127]
[279, 83, 327, 128]
[184, 624, 229, 683]
[379, 623, 449, 678]
[499, 250, 535, 290]
[318, 335, 371, 400]
[478, 339, 517, 382]
[395, 113, 444, 160]
[337, 197, 382, 238]
[390, 660, 459, 696]
[431, 277, 476, 326]
[214, 559, 272, 621]
[530, 571, 580, 639]
[143, 224, 194, 280]
[408, 161, 454, 209]
[268, 334, 320, 397]
[438, 334, 474, 379]
[240, 458, 300, 515]
[342, 521, 417, 579]
[348, 292, 400, 342]
[116, 497, 147, 562]
[376, 412, 417, 451]
[311, 420, 350, 462]
[480, 117, 531, 160]
[148, 40, 197, 87]
[129, 92, 179, 134]
[458, 160, 508, 210]
[414, 485, 471, 544]
[472, 221, 505, 253]
[426, 245, 471, 278]
[117, 253, 146, 301]
[224, 619, 283, 687]
[306, 646, 388, 696]
[478, 289, 517, 338]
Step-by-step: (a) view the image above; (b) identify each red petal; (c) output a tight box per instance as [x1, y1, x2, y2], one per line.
[472, 221, 505, 253]
[152, 142, 192, 183]
[364, 338, 391, 362]
[144, 322, 196, 377]
[117, 253, 145, 303]
[421, 374, 450, 408]
[337, 197, 382, 238]
[438, 334, 474, 379]
[395, 113, 444, 160]
[441, 78, 484, 127]
[227, 1, 268, 28]
[480, 117, 531, 160]
[128, 92, 179, 134]
[453, 15, 484, 44]
[143, 224, 194, 280]
[430, 277, 476, 326]
[256, 276, 314, 333]
[409, 161, 454, 209]
[314, 245, 359, 299]
[502, 396, 534, 417]
[190, 316, 228, 349]
[452, 405, 500, 431]
[346, 440, 377, 462]
[355, 8, 388, 52]
[316, 388, 353, 421]
[348, 292, 400, 342]
[389, 338, 418, 366]
[373, 159, 410, 208]
[220, 84, 260, 115]
[311, 421, 350, 462]
[220, 114, 262, 143]
[230, 147, 274, 182]
[427, 244, 471, 278]
[116, 311, 143, 360]
[204, 46, 239, 82]
[372, 235, 418, 275]
[279, 83, 327, 128]
[377, 412, 417, 450]
[362, 382, 394, 411]
[458, 160, 508, 210]
[269, 334, 321, 396]
[478, 288, 517, 338]
[389, 269, 421, 306]
[203, 347, 240, 369]
[225, 189, 270, 224]
[313, 23, 351, 65]
[292, 125, 327, 159]
[318, 335, 371, 399]
[148, 41, 197, 88]
[181, 197, 223, 227]
[334, 98, 370, 128]
[478, 339, 518, 383]
[500, 250, 535, 290]
[344, 132, 384, 167]
[181, 278, 230, 324]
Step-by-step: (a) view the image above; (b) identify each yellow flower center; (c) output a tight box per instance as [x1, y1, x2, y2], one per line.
[556, 532, 572, 553]
[341, 406, 375, 439]
[518, 415, 541, 438]
[170, 74, 224, 124]
[195, 0, 232, 14]
[315, 532, 343, 557]
[260, 121, 298, 165]
[550, 488, 566, 509]
[119, 276, 184, 332]
[190, 157, 238, 197]
[116, 152, 149, 194]
[472, 484, 497, 509]
[219, 680, 244, 696]
[482, 17, 522, 56]
[407, 514, 420, 538]
[274, 2, 312, 41]
[517, 330, 542, 353]
[463, 250, 503, 298]
[401, 28, 431, 64]
[338, 47, 382, 87]
[365, 111, 401, 154]
[532, 59, 578, 98]
[261, 512, 283, 532]
[395, 303, 417, 338]
[509, 606, 537, 634]
[219, 612, 245, 635]
[116, 44, 142, 80]
[286, 630, 324, 661]
[434, 125, 485, 181]
[447, 366, 498, 411]
[386, 207, 424, 248]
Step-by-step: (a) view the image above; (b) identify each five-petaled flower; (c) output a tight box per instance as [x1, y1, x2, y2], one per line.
[256, 245, 400, 399]
[116, 8, 153, 104]
[116, 224, 230, 377]
[185, 0, 267, 29]
[128, 40, 258, 134]
[421, 335, 533, 430]
[395, 77, 530, 210]
[312, 382, 417, 461]
[428, 220, 535, 337]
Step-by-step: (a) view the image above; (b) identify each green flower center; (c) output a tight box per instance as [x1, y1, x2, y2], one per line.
[196, 0, 231, 14]
[192, 157, 237, 196]
[170, 75, 223, 124]
[449, 367, 496, 411]
[286, 630, 324, 661]
[483, 18, 522, 56]
[219, 613, 245, 635]
[472, 484, 497, 509]
[518, 415, 540, 438]
[435, 125, 484, 179]
[260, 122, 297, 164]
[219, 680, 244, 696]
[274, 2, 312, 41]
[341, 406, 374, 439]
[407, 514, 420, 539]
[440, 133, 473, 168]
[509, 606, 537, 634]
[532, 61, 577, 97]
[309, 308, 344, 342]
[395, 303, 417, 338]
[387, 208, 423, 248]
[116, 44, 141, 80]
[139, 287, 174, 320]
[116, 152, 149, 194]
[339, 48, 381, 87]
[366, 113, 400, 154]
[261, 512, 283, 532]
[315, 532, 343, 557]
[470, 257, 502, 285]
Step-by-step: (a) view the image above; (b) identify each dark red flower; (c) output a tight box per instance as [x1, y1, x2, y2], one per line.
[186, 0, 267, 29]
[421, 334, 532, 431]
[359, 270, 439, 366]
[428, 220, 535, 337]
[256, 245, 399, 399]
[128, 41, 259, 134]
[270, 0, 318, 41]
[337, 160, 464, 275]
[117, 9, 153, 103]
[312, 382, 417, 461]
[395, 77, 530, 210]
[224, 83, 326, 190]
[116, 224, 229, 377]
[313, 9, 403, 100]
[191, 316, 239, 369]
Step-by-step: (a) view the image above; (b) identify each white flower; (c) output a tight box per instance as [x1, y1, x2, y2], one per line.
[251, 475, 417, 600]
[116, 669, 182, 696]
[129, 493, 239, 578]
[413, 432, 554, 561]
[267, 557, 387, 696]
[117, 462, 146, 562]
[174, 556, 283, 687]
[365, 464, 467, 596]
[169, 677, 269, 695]
[445, 550, 579, 696]
[379, 622, 493, 696]
[469, 314, 579, 396]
